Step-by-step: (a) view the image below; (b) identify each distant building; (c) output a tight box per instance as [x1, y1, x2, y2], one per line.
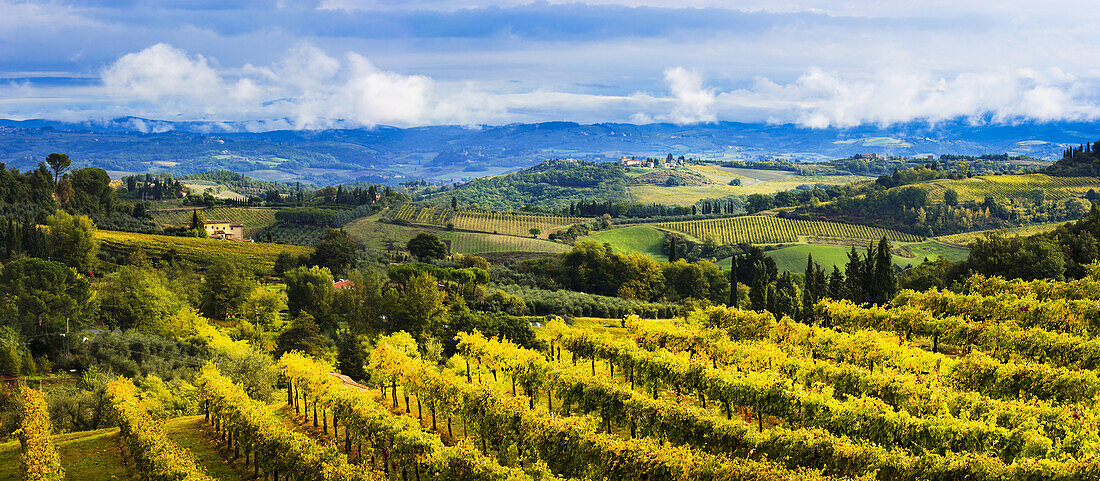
[205, 220, 245, 241]
[618, 156, 644, 167]
[853, 153, 885, 160]
[333, 279, 354, 290]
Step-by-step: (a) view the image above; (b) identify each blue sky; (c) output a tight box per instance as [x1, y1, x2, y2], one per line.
[4, 0, 1100, 129]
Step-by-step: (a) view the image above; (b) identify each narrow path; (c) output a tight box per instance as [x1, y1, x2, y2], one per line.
[163, 415, 251, 481]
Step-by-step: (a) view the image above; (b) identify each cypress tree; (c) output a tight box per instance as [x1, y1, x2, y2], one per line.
[844, 246, 863, 303]
[749, 260, 768, 311]
[730, 257, 739, 308]
[872, 236, 896, 304]
[802, 254, 817, 323]
[863, 242, 877, 300]
[668, 237, 679, 262]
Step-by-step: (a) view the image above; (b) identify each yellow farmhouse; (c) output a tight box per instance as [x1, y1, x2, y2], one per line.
[204, 219, 245, 241]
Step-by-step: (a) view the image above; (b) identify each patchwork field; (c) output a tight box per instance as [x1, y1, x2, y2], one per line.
[344, 214, 433, 253]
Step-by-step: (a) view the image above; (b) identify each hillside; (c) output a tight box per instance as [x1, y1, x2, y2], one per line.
[1046, 141, 1100, 176]
[438, 159, 631, 210]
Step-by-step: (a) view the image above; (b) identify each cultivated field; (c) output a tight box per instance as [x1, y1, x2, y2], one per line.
[934, 221, 1069, 246]
[96, 230, 312, 270]
[626, 165, 873, 206]
[393, 203, 450, 227]
[150, 206, 278, 235]
[442, 231, 569, 255]
[657, 215, 923, 245]
[927, 173, 1100, 203]
[453, 210, 587, 238]
[393, 204, 589, 239]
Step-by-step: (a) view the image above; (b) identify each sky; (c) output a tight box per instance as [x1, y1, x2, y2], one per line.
[4, 0, 1100, 130]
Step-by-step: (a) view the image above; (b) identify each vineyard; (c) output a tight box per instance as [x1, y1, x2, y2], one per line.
[442, 232, 569, 255]
[96, 230, 312, 271]
[150, 207, 279, 235]
[12, 273, 1100, 480]
[393, 204, 589, 239]
[657, 215, 923, 245]
[393, 203, 450, 227]
[930, 173, 1100, 203]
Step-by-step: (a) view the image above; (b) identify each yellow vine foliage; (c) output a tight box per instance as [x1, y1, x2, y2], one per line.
[17, 386, 64, 481]
[107, 377, 215, 481]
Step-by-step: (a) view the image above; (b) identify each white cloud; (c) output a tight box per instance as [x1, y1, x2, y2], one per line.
[7, 42, 1100, 129]
[92, 43, 506, 128]
[663, 67, 716, 124]
[711, 67, 1100, 128]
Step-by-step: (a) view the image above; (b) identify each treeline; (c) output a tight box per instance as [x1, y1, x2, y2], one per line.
[442, 159, 630, 211]
[902, 203, 1100, 289]
[0, 155, 159, 234]
[120, 173, 185, 200]
[830, 155, 1032, 176]
[567, 199, 693, 218]
[1047, 140, 1100, 177]
[731, 163, 1091, 237]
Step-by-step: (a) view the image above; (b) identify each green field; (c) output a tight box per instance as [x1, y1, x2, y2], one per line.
[344, 214, 438, 253]
[150, 207, 279, 235]
[0, 416, 249, 481]
[757, 240, 970, 274]
[0, 427, 132, 481]
[97, 230, 312, 270]
[581, 225, 667, 260]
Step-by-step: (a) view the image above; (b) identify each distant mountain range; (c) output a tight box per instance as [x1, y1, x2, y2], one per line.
[2, 117, 1097, 185]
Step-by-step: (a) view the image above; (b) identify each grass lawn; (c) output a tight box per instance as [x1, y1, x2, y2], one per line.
[0, 427, 132, 481]
[581, 225, 667, 260]
[163, 415, 250, 481]
[0, 416, 251, 481]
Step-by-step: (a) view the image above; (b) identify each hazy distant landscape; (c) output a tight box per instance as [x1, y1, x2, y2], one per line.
[3, 117, 1094, 185]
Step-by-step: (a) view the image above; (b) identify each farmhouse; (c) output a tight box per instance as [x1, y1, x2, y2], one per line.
[204, 219, 245, 241]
